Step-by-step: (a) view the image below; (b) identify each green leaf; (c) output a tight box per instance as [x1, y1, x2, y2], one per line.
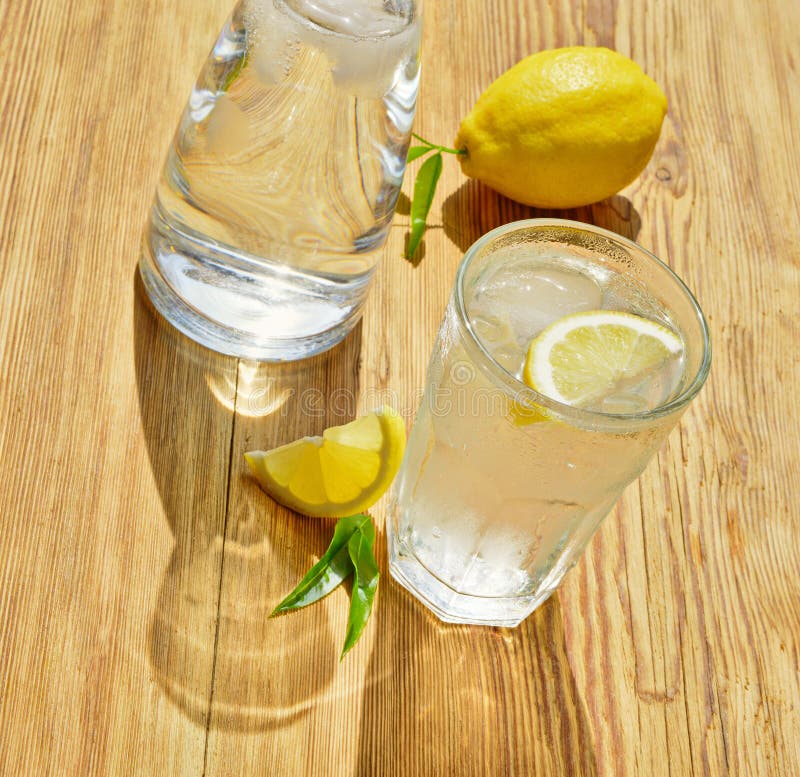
[269, 513, 380, 661]
[341, 525, 380, 659]
[407, 145, 434, 163]
[271, 514, 371, 615]
[406, 151, 443, 260]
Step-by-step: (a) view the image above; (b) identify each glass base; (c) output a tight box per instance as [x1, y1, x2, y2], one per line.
[387, 520, 558, 627]
[139, 208, 371, 362]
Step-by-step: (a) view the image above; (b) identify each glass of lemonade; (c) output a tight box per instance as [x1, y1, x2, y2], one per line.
[388, 219, 711, 626]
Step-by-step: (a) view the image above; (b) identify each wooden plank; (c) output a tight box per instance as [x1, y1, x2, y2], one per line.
[203, 334, 371, 773]
[0, 0, 799, 774]
[0, 0, 233, 775]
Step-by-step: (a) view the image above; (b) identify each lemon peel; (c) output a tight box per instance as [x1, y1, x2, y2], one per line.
[245, 406, 406, 517]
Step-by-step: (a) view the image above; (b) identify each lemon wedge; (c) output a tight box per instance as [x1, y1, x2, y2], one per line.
[523, 310, 683, 409]
[244, 406, 406, 517]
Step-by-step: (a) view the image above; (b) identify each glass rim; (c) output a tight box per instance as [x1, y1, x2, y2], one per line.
[453, 218, 712, 426]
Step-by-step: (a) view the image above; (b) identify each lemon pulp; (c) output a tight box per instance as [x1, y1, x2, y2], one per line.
[523, 310, 684, 411]
[245, 406, 406, 517]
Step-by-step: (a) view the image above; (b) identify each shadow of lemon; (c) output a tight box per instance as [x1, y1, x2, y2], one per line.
[440, 180, 642, 256]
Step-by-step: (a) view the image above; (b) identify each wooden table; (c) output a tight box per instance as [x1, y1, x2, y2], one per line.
[2, 0, 799, 774]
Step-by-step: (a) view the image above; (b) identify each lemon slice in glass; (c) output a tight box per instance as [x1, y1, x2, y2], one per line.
[244, 406, 406, 517]
[523, 310, 684, 409]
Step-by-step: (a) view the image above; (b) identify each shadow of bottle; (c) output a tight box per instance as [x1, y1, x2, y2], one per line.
[134, 269, 363, 732]
[440, 180, 642, 255]
[353, 572, 598, 776]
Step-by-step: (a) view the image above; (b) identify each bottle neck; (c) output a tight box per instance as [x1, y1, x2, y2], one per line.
[279, 0, 417, 37]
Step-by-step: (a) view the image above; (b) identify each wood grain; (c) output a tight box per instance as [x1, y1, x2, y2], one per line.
[1, 0, 799, 775]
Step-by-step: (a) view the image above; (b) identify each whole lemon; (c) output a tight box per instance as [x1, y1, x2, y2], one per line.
[454, 47, 668, 208]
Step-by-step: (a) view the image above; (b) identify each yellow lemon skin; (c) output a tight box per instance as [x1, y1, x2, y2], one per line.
[244, 406, 406, 518]
[454, 47, 668, 209]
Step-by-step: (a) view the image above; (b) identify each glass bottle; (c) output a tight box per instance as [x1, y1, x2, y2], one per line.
[141, 0, 422, 360]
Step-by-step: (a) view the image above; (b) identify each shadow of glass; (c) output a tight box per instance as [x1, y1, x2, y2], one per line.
[441, 180, 642, 254]
[134, 269, 363, 732]
[353, 574, 597, 776]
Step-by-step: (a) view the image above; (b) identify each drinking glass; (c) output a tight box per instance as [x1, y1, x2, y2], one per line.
[388, 219, 711, 626]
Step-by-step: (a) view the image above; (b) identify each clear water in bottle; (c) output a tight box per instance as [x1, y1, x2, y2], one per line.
[141, 0, 421, 359]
